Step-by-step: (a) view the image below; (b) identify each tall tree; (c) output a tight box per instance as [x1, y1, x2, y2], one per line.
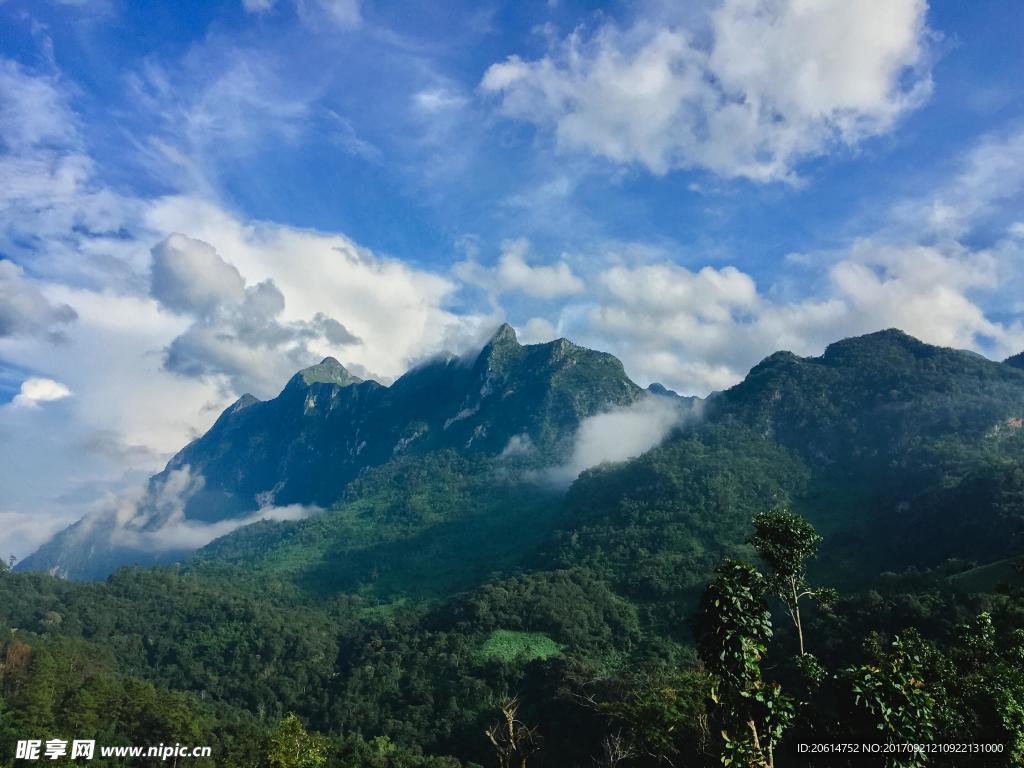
[748, 508, 834, 656]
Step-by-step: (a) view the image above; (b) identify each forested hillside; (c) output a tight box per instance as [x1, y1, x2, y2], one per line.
[4, 329, 1024, 767]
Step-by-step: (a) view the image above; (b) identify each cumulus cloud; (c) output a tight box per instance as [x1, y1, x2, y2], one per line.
[481, 0, 933, 181]
[0, 60, 485, 560]
[552, 124, 1024, 395]
[150, 233, 368, 396]
[0, 285, 228, 558]
[10, 377, 72, 409]
[517, 317, 560, 344]
[579, 239, 1024, 395]
[142, 205, 480, 392]
[150, 234, 246, 316]
[544, 395, 689, 485]
[0, 260, 78, 340]
[455, 238, 584, 299]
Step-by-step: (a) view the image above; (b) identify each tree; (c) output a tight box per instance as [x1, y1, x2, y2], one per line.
[748, 508, 834, 656]
[841, 632, 936, 768]
[600, 674, 710, 766]
[695, 560, 793, 768]
[266, 713, 329, 768]
[484, 696, 541, 768]
[593, 731, 632, 768]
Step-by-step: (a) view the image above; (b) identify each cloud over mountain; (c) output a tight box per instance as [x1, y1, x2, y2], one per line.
[150, 233, 364, 397]
[545, 395, 691, 485]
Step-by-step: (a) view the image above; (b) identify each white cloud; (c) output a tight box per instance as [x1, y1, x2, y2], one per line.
[499, 433, 536, 458]
[0, 509, 77, 564]
[572, 236, 1024, 395]
[0, 58, 78, 152]
[517, 317, 559, 344]
[481, 0, 933, 181]
[10, 377, 72, 409]
[0, 58, 147, 292]
[46, 465, 322, 560]
[150, 234, 246, 316]
[891, 129, 1024, 239]
[309, 0, 362, 27]
[242, 0, 276, 11]
[149, 233, 364, 397]
[413, 88, 468, 114]
[545, 124, 1024, 395]
[0, 59, 484, 559]
[245, 0, 362, 27]
[106, 466, 321, 552]
[455, 238, 584, 300]
[544, 395, 688, 485]
[145, 198, 479, 390]
[0, 260, 78, 340]
[127, 50, 319, 197]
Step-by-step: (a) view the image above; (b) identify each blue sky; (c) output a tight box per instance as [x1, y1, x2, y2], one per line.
[1, 0, 1023, 558]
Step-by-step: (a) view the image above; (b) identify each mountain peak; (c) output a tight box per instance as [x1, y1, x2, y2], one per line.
[231, 393, 260, 411]
[487, 322, 519, 348]
[1006, 351, 1024, 370]
[647, 382, 680, 398]
[295, 357, 362, 387]
[821, 328, 932, 362]
[474, 323, 523, 373]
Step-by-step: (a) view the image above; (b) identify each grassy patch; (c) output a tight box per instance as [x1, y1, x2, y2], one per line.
[948, 557, 1024, 592]
[477, 630, 562, 664]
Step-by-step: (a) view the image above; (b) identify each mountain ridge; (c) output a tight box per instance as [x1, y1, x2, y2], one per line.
[18, 323, 647, 578]
[19, 327, 1024, 581]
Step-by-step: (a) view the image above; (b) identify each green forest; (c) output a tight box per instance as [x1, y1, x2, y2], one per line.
[4, 329, 1024, 767]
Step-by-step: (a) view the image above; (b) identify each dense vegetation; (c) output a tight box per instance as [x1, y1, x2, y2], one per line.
[3, 329, 1024, 766]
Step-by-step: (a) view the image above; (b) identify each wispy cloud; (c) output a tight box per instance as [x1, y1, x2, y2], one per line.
[542, 395, 693, 486]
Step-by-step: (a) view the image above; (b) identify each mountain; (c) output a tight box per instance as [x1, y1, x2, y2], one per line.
[1007, 350, 1024, 369]
[6, 328, 1024, 767]
[19, 324, 648, 579]
[20, 327, 1024, 587]
[712, 328, 1024, 471]
[556, 329, 1024, 592]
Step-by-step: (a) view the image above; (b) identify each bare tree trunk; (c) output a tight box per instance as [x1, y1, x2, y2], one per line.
[791, 576, 805, 656]
[748, 719, 773, 768]
[748, 719, 761, 755]
[486, 697, 540, 768]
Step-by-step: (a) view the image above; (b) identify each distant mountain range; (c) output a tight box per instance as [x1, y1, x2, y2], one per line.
[19, 325, 1024, 588]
